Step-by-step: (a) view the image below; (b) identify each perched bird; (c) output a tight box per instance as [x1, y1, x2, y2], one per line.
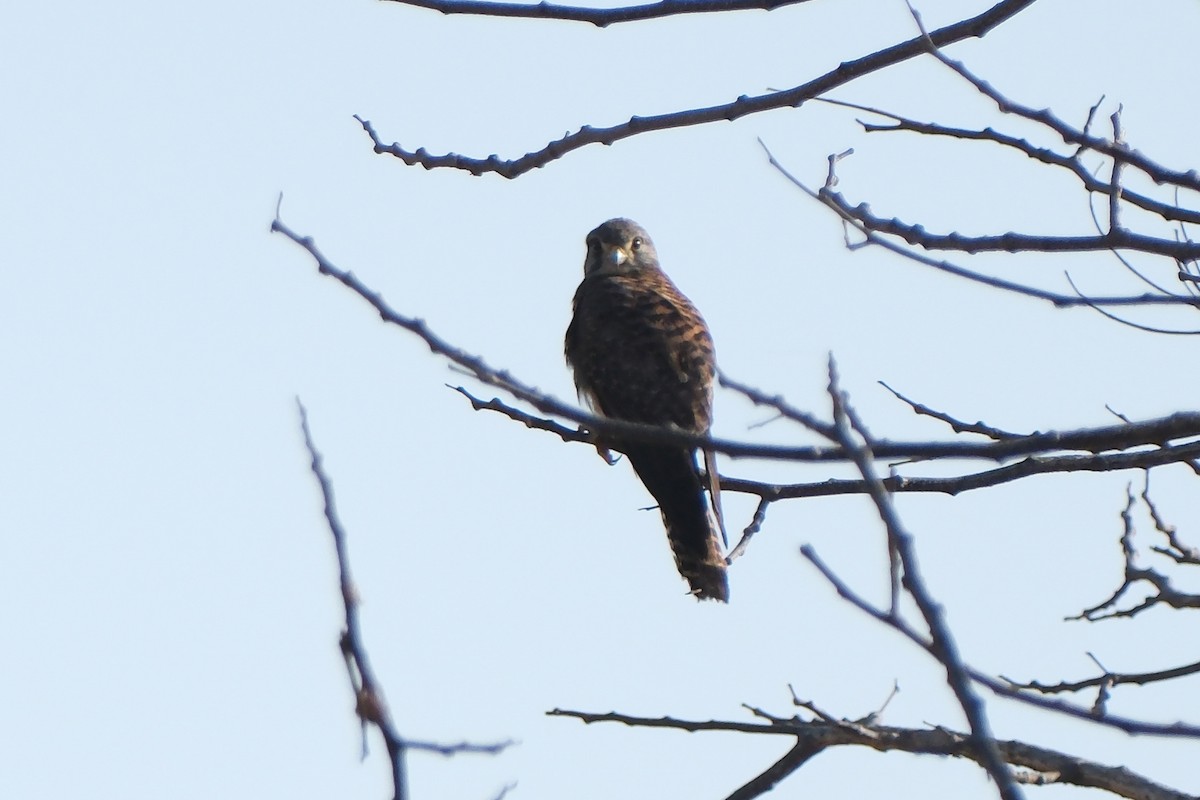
[565, 218, 729, 602]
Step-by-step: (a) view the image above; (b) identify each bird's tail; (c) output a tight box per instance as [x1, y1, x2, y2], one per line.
[627, 446, 729, 602]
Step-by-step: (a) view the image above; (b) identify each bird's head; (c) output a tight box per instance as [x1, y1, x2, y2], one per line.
[583, 218, 659, 277]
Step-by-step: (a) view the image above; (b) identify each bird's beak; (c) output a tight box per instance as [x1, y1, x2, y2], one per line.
[604, 246, 628, 268]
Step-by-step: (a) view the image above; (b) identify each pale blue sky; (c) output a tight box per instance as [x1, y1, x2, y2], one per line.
[3, 1, 1198, 798]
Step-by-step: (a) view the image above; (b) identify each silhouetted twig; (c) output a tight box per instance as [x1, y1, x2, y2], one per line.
[298, 400, 514, 800]
[381, 0, 811, 27]
[1072, 485, 1200, 622]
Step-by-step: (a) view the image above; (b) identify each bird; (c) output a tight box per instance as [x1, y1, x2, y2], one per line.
[565, 218, 729, 602]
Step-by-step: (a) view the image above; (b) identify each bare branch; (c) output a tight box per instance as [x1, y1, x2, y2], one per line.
[720, 440, 1200, 500]
[761, 141, 1200, 308]
[817, 96, 1200, 226]
[274, 216, 1200, 469]
[724, 740, 823, 800]
[1084, 180, 1183, 296]
[824, 358, 1021, 799]
[452, 379, 1200, 503]
[297, 400, 411, 799]
[450, 385, 589, 445]
[356, 0, 1038, 177]
[381, 0, 811, 27]
[719, 370, 837, 439]
[1062, 273, 1200, 335]
[787, 46, 1200, 322]
[815, 187, 1200, 261]
[297, 401, 513, 800]
[403, 738, 516, 756]
[452, 374, 1200, 498]
[923, 36, 1200, 194]
[1107, 108, 1124, 234]
[1008, 659, 1200, 697]
[1073, 486, 1200, 621]
[879, 381, 1025, 440]
[1143, 477, 1200, 564]
[800, 545, 1200, 737]
[548, 706, 1194, 800]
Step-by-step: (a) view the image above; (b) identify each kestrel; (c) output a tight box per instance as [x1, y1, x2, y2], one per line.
[565, 218, 729, 602]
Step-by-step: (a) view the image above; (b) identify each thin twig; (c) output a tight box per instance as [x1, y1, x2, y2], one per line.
[298, 399, 411, 800]
[879, 381, 1025, 439]
[380, 0, 811, 27]
[297, 400, 515, 800]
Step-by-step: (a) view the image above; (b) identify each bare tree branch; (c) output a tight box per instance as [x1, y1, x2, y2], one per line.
[1007, 659, 1200, 697]
[297, 400, 513, 800]
[298, 399, 413, 799]
[761, 141, 1200, 308]
[879, 381, 1026, 440]
[1085, 197, 1180, 298]
[817, 96, 1200, 226]
[824, 358, 1021, 800]
[724, 740, 823, 800]
[720, 440, 1200, 499]
[800, 545, 1200, 738]
[1142, 475, 1200, 564]
[548, 706, 1194, 800]
[1072, 485, 1200, 622]
[769, 21, 1200, 319]
[1062, 273, 1200, 335]
[356, 0, 1038, 177]
[449, 380, 1200, 508]
[814, 188, 1200, 261]
[381, 0, 812, 27]
[451, 376, 1200, 497]
[921, 31, 1200, 194]
[718, 370, 836, 439]
[274, 214, 1200, 467]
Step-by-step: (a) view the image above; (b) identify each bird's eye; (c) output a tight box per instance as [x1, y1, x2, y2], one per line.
[631, 237, 643, 250]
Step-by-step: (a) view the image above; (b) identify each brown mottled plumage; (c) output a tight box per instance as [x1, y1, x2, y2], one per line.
[565, 219, 729, 602]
